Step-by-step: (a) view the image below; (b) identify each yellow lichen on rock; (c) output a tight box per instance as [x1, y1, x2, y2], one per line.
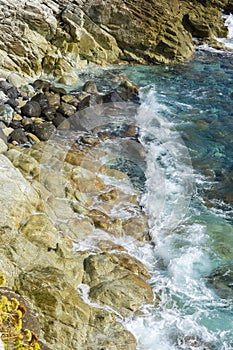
[0, 273, 41, 350]
[0, 273, 5, 287]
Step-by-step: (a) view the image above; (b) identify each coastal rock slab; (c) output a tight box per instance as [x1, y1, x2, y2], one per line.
[83, 252, 153, 316]
[0, 154, 39, 230]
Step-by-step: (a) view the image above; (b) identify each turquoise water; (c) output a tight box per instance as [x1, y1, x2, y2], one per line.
[73, 48, 233, 349]
[125, 51, 233, 350]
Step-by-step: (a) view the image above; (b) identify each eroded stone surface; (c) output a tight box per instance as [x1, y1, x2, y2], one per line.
[83, 252, 153, 316]
[0, 0, 230, 78]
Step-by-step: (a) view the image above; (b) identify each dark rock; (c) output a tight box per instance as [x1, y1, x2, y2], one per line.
[0, 80, 12, 92]
[21, 101, 42, 118]
[82, 81, 98, 94]
[31, 122, 56, 141]
[49, 86, 66, 95]
[182, 14, 211, 37]
[57, 102, 76, 117]
[6, 86, 19, 99]
[78, 94, 91, 110]
[225, 2, 233, 13]
[31, 93, 49, 110]
[21, 117, 33, 131]
[31, 79, 51, 91]
[78, 94, 103, 110]
[52, 113, 69, 129]
[42, 107, 57, 121]
[207, 265, 233, 299]
[6, 98, 19, 109]
[9, 120, 22, 129]
[102, 91, 123, 103]
[8, 128, 28, 144]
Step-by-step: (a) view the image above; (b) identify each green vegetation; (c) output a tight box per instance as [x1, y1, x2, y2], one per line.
[0, 272, 40, 350]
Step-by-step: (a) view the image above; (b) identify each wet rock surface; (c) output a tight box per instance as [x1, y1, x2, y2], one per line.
[0, 75, 152, 349]
[83, 252, 153, 316]
[207, 265, 233, 299]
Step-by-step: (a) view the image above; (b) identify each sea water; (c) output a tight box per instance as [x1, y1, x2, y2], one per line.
[69, 15, 233, 350]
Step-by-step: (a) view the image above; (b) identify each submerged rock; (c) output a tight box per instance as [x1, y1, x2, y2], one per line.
[207, 265, 233, 299]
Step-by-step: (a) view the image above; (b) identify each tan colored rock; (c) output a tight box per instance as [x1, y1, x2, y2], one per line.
[20, 213, 58, 246]
[58, 74, 78, 86]
[98, 239, 126, 252]
[83, 252, 153, 316]
[71, 166, 106, 193]
[89, 208, 123, 235]
[0, 0, 230, 77]
[123, 214, 149, 241]
[87, 308, 137, 350]
[5, 148, 39, 178]
[0, 154, 39, 230]
[16, 266, 90, 350]
[60, 217, 94, 241]
[99, 165, 129, 179]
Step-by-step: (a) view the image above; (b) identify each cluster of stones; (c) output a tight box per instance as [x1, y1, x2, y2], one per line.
[0, 73, 139, 147]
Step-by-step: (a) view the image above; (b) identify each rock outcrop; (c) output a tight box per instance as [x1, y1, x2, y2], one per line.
[0, 0, 231, 78]
[0, 75, 154, 349]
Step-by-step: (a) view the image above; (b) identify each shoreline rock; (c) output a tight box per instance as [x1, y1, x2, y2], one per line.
[0, 75, 152, 349]
[0, 0, 231, 78]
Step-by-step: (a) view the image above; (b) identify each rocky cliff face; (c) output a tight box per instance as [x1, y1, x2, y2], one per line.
[0, 0, 231, 78]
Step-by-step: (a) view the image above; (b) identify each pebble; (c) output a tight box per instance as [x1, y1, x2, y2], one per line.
[0, 91, 9, 103]
[0, 104, 14, 125]
[21, 100, 42, 117]
[45, 92, 60, 109]
[31, 93, 49, 110]
[8, 128, 28, 144]
[31, 122, 56, 141]
[82, 81, 98, 94]
[42, 107, 56, 121]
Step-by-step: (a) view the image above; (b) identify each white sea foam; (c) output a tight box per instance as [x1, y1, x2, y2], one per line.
[121, 89, 233, 350]
[136, 87, 194, 236]
[216, 14, 233, 49]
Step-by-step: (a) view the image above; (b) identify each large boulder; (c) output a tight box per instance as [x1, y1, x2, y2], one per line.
[83, 252, 153, 316]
